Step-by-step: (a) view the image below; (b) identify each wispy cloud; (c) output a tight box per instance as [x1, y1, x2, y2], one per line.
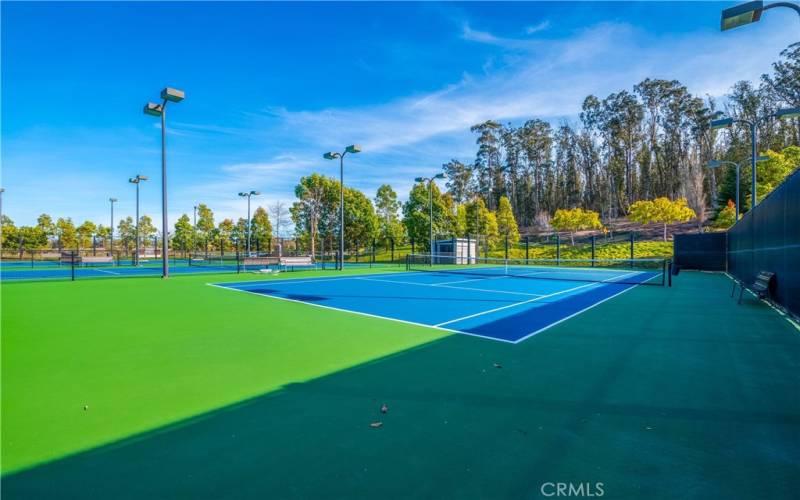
[525, 20, 551, 35]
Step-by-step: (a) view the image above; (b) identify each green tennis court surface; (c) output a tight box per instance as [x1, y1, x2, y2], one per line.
[2, 270, 799, 498]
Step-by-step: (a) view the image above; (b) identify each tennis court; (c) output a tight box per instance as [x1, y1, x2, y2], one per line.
[214, 257, 669, 343]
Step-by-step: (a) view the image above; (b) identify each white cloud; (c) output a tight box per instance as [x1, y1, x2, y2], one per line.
[525, 20, 551, 35]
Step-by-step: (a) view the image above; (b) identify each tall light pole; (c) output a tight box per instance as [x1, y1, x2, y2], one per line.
[238, 190, 260, 255]
[415, 173, 446, 263]
[707, 156, 770, 220]
[109, 197, 118, 256]
[721, 1, 800, 31]
[144, 87, 185, 278]
[0, 188, 5, 254]
[323, 145, 362, 270]
[193, 205, 198, 255]
[711, 107, 799, 208]
[129, 175, 148, 265]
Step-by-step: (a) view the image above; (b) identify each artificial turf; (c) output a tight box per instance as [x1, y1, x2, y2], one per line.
[2, 270, 799, 499]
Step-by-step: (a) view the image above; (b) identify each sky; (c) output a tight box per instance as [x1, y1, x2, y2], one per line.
[1, 1, 797, 232]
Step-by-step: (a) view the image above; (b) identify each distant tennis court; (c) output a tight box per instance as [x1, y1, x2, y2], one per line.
[214, 256, 670, 343]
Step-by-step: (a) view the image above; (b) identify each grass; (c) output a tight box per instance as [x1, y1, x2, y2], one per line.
[3, 268, 799, 499]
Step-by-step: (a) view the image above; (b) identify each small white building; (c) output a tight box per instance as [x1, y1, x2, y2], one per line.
[433, 238, 478, 264]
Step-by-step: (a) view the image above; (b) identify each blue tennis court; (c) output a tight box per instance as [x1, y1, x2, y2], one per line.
[213, 262, 667, 343]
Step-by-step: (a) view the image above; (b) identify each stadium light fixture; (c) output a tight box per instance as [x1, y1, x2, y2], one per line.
[721, 1, 800, 31]
[238, 190, 261, 255]
[128, 175, 148, 265]
[775, 106, 800, 119]
[323, 145, 362, 270]
[710, 117, 734, 129]
[143, 87, 185, 278]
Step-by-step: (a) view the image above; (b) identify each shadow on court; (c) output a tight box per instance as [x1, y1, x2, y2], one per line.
[3, 272, 799, 499]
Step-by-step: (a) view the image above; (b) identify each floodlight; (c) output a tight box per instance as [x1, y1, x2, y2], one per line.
[160, 87, 185, 103]
[415, 177, 425, 182]
[775, 107, 800, 120]
[252, 191, 261, 195]
[434, 173, 446, 180]
[323, 152, 339, 160]
[707, 160, 724, 168]
[721, 1, 764, 30]
[345, 144, 362, 154]
[110, 197, 118, 202]
[143, 103, 163, 117]
[710, 117, 734, 129]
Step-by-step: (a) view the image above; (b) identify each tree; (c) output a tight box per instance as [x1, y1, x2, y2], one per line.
[550, 208, 603, 245]
[628, 197, 696, 241]
[2, 215, 17, 250]
[292, 173, 338, 256]
[270, 201, 290, 239]
[56, 218, 77, 250]
[712, 200, 737, 229]
[402, 181, 456, 251]
[173, 214, 193, 255]
[196, 204, 215, 254]
[138, 215, 157, 251]
[463, 198, 499, 252]
[95, 225, 111, 249]
[117, 217, 135, 256]
[216, 219, 235, 252]
[37, 214, 56, 247]
[495, 196, 520, 245]
[76, 220, 97, 250]
[442, 159, 473, 205]
[343, 186, 379, 253]
[251, 206, 273, 254]
[374, 184, 404, 245]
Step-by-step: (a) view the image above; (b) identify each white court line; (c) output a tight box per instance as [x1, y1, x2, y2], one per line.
[355, 276, 544, 298]
[216, 271, 406, 288]
[92, 268, 121, 275]
[434, 269, 645, 328]
[511, 279, 645, 344]
[205, 283, 517, 344]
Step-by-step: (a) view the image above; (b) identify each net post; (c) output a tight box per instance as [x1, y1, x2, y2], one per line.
[556, 233, 560, 265]
[629, 232, 634, 265]
[390, 238, 394, 263]
[591, 235, 596, 266]
[405, 253, 410, 271]
[504, 234, 508, 260]
[236, 246, 241, 274]
[31, 250, 34, 268]
[70, 250, 76, 281]
[525, 235, 529, 263]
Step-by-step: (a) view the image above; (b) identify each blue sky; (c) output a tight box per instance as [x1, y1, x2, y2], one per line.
[1, 1, 797, 231]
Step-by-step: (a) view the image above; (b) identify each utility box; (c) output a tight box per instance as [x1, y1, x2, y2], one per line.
[433, 238, 477, 264]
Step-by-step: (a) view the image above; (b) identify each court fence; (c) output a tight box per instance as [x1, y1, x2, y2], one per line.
[727, 167, 799, 318]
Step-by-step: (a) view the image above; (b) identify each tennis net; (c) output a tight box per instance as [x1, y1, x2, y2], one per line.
[406, 254, 670, 286]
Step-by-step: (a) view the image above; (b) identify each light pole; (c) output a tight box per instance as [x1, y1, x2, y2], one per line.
[109, 197, 117, 256]
[707, 156, 770, 220]
[323, 145, 362, 270]
[193, 205, 197, 255]
[721, 1, 800, 31]
[0, 188, 5, 255]
[711, 107, 799, 208]
[144, 87, 185, 278]
[129, 175, 148, 265]
[415, 173, 446, 263]
[238, 190, 260, 255]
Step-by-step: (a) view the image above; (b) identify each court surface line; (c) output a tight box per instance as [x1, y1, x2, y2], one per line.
[434, 269, 645, 328]
[433, 281, 600, 327]
[511, 279, 644, 343]
[355, 276, 544, 297]
[206, 283, 517, 344]
[91, 268, 121, 275]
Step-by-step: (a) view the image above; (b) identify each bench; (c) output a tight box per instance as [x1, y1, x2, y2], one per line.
[81, 256, 114, 266]
[279, 256, 314, 271]
[732, 271, 775, 305]
[241, 257, 279, 269]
